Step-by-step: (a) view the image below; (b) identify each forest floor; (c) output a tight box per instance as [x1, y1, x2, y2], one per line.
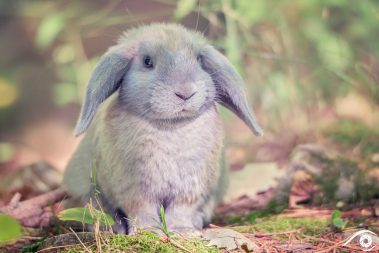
[1, 204, 378, 252]
[1, 120, 379, 252]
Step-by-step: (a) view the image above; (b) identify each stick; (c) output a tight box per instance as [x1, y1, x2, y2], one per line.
[0, 188, 67, 227]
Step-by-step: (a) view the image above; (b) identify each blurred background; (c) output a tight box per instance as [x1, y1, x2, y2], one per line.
[0, 0, 379, 208]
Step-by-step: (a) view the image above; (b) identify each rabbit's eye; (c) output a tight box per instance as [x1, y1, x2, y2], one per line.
[143, 55, 154, 69]
[196, 54, 202, 63]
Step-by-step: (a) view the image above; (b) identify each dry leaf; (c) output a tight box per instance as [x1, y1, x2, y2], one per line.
[289, 170, 318, 208]
[203, 228, 257, 252]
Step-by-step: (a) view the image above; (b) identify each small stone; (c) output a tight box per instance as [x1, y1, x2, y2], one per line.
[372, 153, 379, 163]
[361, 208, 373, 217]
[368, 168, 379, 183]
[374, 204, 379, 217]
[335, 177, 355, 200]
[336, 201, 345, 208]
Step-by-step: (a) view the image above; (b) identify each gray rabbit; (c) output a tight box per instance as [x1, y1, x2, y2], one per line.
[63, 23, 263, 235]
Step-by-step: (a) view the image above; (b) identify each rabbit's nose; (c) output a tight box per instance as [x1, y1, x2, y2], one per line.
[175, 91, 196, 101]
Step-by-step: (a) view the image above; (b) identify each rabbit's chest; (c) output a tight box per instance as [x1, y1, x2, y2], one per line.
[128, 120, 221, 195]
[100, 107, 223, 202]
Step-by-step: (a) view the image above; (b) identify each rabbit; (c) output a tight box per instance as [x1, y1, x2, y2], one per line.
[63, 23, 263, 235]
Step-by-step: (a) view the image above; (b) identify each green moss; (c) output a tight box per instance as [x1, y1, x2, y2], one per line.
[233, 217, 329, 238]
[224, 200, 287, 225]
[62, 231, 220, 253]
[20, 240, 44, 253]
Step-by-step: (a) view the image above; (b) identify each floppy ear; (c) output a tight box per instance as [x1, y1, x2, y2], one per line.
[74, 48, 132, 136]
[201, 46, 264, 136]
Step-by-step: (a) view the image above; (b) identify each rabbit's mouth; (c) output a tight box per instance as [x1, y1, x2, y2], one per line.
[142, 93, 214, 122]
[176, 100, 213, 117]
[147, 104, 214, 129]
[148, 106, 201, 122]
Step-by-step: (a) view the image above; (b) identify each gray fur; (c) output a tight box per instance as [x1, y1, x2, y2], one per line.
[201, 46, 263, 136]
[63, 23, 262, 234]
[74, 49, 133, 136]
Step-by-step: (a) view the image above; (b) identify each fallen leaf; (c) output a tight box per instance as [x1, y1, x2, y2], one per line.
[203, 228, 257, 252]
[215, 188, 275, 216]
[0, 162, 62, 202]
[375, 203, 379, 217]
[289, 170, 318, 208]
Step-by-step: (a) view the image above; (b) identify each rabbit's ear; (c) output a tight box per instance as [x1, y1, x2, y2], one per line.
[74, 48, 132, 136]
[201, 46, 263, 136]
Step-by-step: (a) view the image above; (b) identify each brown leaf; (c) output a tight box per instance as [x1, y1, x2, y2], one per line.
[289, 171, 318, 208]
[204, 228, 258, 252]
[215, 188, 275, 216]
[0, 161, 62, 202]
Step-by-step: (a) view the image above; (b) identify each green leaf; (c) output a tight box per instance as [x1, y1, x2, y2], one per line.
[159, 206, 168, 235]
[236, 0, 266, 25]
[331, 210, 347, 229]
[332, 218, 347, 228]
[317, 35, 353, 71]
[53, 82, 78, 106]
[36, 14, 65, 49]
[174, 0, 196, 19]
[0, 142, 14, 163]
[331, 209, 341, 220]
[0, 214, 22, 244]
[58, 208, 115, 226]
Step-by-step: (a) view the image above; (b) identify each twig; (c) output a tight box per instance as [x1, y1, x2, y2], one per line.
[9, 192, 22, 207]
[303, 234, 358, 253]
[69, 228, 92, 253]
[208, 224, 222, 228]
[251, 229, 301, 238]
[21, 236, 43, 240]
[169, 238, 193, 253]
[0, 188, 67, 227]
[37, 243, 92, 253]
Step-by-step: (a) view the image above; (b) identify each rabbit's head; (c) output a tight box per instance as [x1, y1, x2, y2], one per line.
[74, 23, 263, 136]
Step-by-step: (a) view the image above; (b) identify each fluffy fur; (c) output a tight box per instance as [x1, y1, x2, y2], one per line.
[63, 23, 262, 234]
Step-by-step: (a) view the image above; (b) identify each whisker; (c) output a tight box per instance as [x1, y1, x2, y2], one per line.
[195, 0, 201, 31]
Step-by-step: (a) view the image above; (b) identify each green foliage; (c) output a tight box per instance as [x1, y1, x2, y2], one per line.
[189, 0, 379, 125]
[235, 0, 266, 25]
[3, 0, 378, 128]
[174, 0, 197, 19]
[330, 210, 348, 230]
[36, 14, 65, 49]
[0, 142, 13, 163]
[53, 82, 78, 106]
[0, 214, 22, 244]
[58, 207, 115, 226]
[326, 120, 379, 156]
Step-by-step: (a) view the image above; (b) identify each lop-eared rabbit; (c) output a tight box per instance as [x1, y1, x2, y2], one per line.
[63, 23, 263, 235]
